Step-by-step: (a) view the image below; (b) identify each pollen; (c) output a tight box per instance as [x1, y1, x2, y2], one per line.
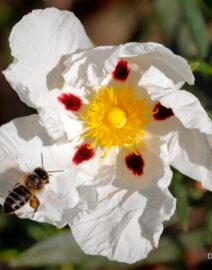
[106, 107, 127, 128]
[81, 87, 152, 150]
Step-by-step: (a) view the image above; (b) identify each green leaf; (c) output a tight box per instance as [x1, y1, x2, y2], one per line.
[192, 61, 212, 75]
[172, 172, 190, 232]
[180, 0, 209, 59]
[143, 229, 206, 264]
[9, 228, 208, 268]
[190, 61, 201, 72]
[142, 237, 181, 264]
[27, 223, 61, 242]
[189, 61, 212, 74]
[9, 231, 181, 268]
[9, 231, 126, 269]
[0, 249, 18, 262]
[9, 231, 86, 268]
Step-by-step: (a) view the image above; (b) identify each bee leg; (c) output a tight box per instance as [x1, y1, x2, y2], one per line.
[29, 195, 40, 218]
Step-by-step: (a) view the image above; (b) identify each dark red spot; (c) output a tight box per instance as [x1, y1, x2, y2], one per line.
[112, 60, 130, 81]
[125, 152, 144, 176]
[153, 103, 174, 121]
[72, 144, 94, 165]
[58, 93, 82, 112]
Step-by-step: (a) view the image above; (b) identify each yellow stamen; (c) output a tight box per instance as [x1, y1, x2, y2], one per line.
[81, 86, 152, 150]
[106, 106, 127, 128]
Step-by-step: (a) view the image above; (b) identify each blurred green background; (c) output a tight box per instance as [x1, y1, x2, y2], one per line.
[0, 0, 212, 270]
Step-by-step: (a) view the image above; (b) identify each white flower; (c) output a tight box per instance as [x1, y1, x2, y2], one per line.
[2, 8, 212, 264]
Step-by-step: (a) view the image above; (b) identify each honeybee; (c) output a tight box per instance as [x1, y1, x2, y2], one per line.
[3, 154, 63, 217]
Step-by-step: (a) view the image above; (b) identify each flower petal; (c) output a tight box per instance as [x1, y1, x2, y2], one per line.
[36, 85, 87, 141]
[71, 186, 176, 263]
[141, 66, 212, 191]
[115, 42, 194, 86]
[69, 135, 174, 263]
[63, 42, 194, 91]
[63, 46, 117, 88]
[0, 115, 90, 226]
[115, 136, 172, 190]
[3, 7, 92, 108]
[71, 146, 117, 177]
[168, 126, 212, 191]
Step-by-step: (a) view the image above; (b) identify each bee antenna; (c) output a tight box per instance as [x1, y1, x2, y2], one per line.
[40, 153, 44, 169]
[47, 170, 64, 174]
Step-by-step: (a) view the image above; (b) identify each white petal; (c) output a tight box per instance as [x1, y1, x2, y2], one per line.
[63, 46, 117, 88]
[71, 186, 176, 263]
[115, 136, 172, 190]
[46, 46, 117, 140]
[3, 8, 92, 108]
[168, 126, 212, 191]
[63, 42, 194, 91]
[70, 146, 117, 177]
[139, 66, 177, 100]
[42, 87, 87, 141]
[63, 167, 116, 225]
[141, 66, 212, 191]
[39, 104, 68, 141]
[116, 42, 194, 86]
[0, 115, 89, 226]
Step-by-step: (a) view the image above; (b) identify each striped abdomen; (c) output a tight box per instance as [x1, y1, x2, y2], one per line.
[3, 184, 32, 214]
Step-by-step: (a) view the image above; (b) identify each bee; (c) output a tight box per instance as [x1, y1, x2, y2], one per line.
[3, 154, 63, 217]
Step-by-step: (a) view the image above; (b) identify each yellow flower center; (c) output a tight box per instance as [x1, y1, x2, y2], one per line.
[81, 87, 151, 150]
[106, 106, 127, 128]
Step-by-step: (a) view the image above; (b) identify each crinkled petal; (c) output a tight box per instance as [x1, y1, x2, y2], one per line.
[71, 186, 176, 263]
[167, 126, 212, 191]
[140, 66, 212, 191]
[3, 7, 92, 108]
[115, 136, 172, 190]
[54, 50, 115, 141]
[63, 46, 116, 88]
[70, 146, 117, 177]
[63, 42, 194, 91]
[30, 41, 193, 141]
[69, 136, 175, 263]
[114, 42, 194, 86]
[0, 115, 93, 226]
[40, 86, 87, 141]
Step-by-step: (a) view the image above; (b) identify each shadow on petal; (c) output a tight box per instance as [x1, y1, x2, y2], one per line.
[138, 187, 175, 248]
[13, 115, 53, 146]
[47, 54, 69, 90]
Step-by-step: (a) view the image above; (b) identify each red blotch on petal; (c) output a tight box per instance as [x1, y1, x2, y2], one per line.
[112, 60, 130, 81]
[58, 93, 82, 112]
[125, 152, 144, 176]
[153, 102, 174, 121]
[72, 144, 94, 165]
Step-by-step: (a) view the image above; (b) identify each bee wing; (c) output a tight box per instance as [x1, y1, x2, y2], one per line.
[0, 168, 25, 198]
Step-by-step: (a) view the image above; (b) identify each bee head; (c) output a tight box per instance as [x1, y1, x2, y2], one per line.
[34, 167, 49, 183]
